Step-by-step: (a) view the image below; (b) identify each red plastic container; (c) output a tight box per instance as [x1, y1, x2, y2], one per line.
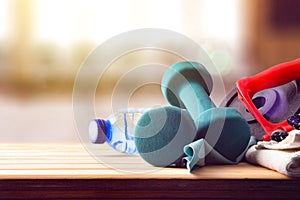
[236, 58, 300, 141]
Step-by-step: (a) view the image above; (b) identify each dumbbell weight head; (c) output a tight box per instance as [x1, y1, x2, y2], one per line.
[161, 62, 213, 107]
[134, 106, 197, 167]
[161, 61, 215, 121]
[194, 107, 250, 162]
[220, 89, 264, 140]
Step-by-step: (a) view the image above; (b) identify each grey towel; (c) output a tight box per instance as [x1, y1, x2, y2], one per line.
[245, 145, 300, 177]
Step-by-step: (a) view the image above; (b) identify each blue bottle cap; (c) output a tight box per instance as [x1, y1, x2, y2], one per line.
[89, 119, 107, 144]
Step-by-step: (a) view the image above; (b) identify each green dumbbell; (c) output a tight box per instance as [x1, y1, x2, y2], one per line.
[135, 61, 250, 167]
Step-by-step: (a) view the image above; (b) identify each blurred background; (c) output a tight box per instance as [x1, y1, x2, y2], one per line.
[0, 0, 300, 142]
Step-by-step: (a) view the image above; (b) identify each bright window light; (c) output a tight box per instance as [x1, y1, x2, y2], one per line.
[0, 0, 10, 40]
[33, 0, 182, 45]
[132, 0, 182, 31]
[33, 0, 131, 45]
[200, 0, 239, 43]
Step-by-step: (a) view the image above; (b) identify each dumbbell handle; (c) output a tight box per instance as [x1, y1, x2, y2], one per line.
[179, 81, 216, 121]
[236, 58, 300, 140]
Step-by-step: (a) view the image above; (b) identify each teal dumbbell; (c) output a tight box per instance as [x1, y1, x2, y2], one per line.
[134, 61, 250, 167]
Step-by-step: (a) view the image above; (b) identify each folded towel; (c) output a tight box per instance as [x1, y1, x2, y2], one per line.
[256, 130, 300, 150]
[245, 145, 300, 177]
[183, 136, 256, 172]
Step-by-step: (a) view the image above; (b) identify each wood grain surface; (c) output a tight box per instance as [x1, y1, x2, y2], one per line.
[0, 143, 299, 199]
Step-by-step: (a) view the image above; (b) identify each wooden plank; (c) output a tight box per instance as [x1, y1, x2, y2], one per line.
[0, 143, 293, 180]
[0, 143, 299, 199]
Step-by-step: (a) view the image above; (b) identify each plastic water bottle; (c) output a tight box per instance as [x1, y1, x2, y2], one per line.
[89, 108, 149, 154]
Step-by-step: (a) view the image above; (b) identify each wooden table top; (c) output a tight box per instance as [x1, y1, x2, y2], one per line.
[0, 143, 289, 179]
[0, 143, 299, 199]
